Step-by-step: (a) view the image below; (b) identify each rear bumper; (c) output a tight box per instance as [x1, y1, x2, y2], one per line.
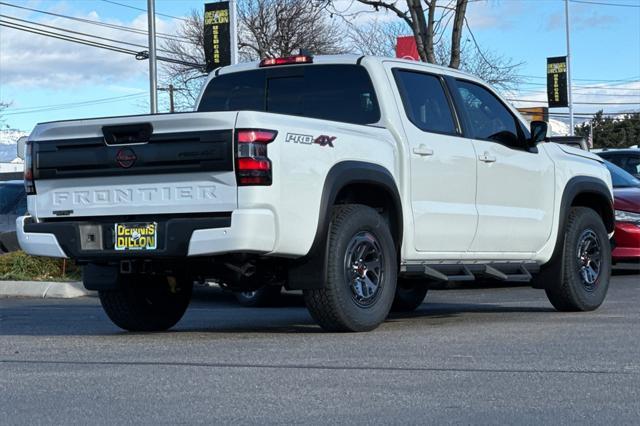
[16, 209, 276, 260]
[612, 222, 640, 262]
[16, 216, 68, 258]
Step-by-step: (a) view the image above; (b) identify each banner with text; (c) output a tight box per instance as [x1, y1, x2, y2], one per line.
[547, 56, 568, 108]
[204, 2, 231, 72]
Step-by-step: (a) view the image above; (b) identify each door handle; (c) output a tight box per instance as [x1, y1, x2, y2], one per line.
[478, 152, 497, 163]
[413, 145, 434, 156]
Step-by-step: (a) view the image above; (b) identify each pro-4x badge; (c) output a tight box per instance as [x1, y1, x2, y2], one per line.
[285, 133, 337, 148]
[314, 135, 337, 148]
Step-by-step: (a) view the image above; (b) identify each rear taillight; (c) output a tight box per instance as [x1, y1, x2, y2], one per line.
[24, 141, 36, 195]
[235, 129, 277, 186]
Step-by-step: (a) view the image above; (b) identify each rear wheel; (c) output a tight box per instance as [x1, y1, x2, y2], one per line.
[234, 285, 282, 307]
[98, 274, 192, 332]
[545, 207, 611, 311]
[391, 279, 428, 312]
[303, 204, 397, 332]
[0, 232, 19, 253]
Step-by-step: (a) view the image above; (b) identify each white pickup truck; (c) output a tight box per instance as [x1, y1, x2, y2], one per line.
[18, 54, 614, 332]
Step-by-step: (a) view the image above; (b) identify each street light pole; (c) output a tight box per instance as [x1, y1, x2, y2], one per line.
[230, 0, 238, 64]
[565, 0, 574, 135]
[147, 0, 158, 114]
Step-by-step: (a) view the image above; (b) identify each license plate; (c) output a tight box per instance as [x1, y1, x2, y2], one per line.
[114, 222, 157, 251]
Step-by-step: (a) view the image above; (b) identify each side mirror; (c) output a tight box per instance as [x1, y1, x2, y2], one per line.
[16, 136, 28, 160]
[530, 121, 548, 145]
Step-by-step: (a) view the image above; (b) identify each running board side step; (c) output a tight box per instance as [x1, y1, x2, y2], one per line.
[400, 263, 539, 283]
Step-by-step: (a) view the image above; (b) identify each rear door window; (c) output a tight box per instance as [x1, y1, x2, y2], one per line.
[393, 70, 458, 135]
[198, 65, 381, 125]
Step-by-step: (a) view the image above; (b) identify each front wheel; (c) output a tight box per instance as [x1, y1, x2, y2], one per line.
[98, 274, 192, 332]
[545, 207, 611, 312]
[303, 204, 397, 332]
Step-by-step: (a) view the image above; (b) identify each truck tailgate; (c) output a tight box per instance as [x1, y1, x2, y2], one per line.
[29, 112, 238, 219]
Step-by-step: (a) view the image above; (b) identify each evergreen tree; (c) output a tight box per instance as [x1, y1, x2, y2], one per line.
[575, 111, 640, 148]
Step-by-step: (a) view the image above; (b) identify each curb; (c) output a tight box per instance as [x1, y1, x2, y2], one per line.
[0, 281, 95, 298]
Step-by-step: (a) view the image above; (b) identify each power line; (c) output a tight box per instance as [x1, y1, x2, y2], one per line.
[569, 0, 640, 7]
[100, 0, 189, 22]
[4, 93, 146, 114]
[520, 81, 640, 91]
[0, 14, 176, 54]
[6, 94, 144, 112]
[518, 74, 640, 83]
[512, 89, 640, 98]
[0, 20, 138, 55]
[0, 20, 204, 69]
[509, 98, 640, 105]
[0, 1, 194, 44]
[547, 111, 639, 117]
[514, 90, 640, 98]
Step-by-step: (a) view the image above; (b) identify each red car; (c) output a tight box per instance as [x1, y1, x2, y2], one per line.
[604, 161, 640, 262]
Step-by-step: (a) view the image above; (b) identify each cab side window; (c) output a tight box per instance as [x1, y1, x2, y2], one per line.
[394, 70, 458, 135]
[456, 80, 524, 149]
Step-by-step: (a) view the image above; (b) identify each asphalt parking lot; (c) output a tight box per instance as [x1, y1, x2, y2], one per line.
[1, 268, 639, 424]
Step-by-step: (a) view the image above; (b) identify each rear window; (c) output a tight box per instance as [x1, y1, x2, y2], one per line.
[197, 64, 381, 125]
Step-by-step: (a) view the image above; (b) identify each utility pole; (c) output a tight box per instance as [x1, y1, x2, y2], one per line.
[168, 84, 174, 113]
[565, 0, 574, 135]
[158, 85, 175, 113]
[147, 0, 158, 114]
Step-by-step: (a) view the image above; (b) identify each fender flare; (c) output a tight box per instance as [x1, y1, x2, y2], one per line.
[287, 161, 402, 290]
[532, 175, 614, 289]
[559, 176, 614, 235]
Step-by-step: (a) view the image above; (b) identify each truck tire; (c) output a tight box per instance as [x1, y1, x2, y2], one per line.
[545, 207, 611, 312]
[0, 232, 20, 253]
[98, 274, 192, 332]
[303, 204, 397, 332]
[234, 285, 282, 307]
[391, 279, 428, 312]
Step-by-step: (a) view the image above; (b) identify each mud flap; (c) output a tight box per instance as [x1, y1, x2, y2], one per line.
[286, 237, 327, 290]
[83, 263, 119, 291]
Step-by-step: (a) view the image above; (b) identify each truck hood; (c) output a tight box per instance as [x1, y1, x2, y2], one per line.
[556, 144, 604, 163]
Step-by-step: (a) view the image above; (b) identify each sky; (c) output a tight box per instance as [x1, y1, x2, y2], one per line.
[0, 0, 639, 133]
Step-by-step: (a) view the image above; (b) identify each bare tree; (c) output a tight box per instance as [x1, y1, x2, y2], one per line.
[331, 0, 470, 68]
[347, 19, 521, 91]
[434, 41, 522, 91]
[346, 20, 409, 57]
[159, 10, 206, 111]
[238, 0, 344, 61]
[160, 2, 344, 110]
[339, 1, 521, 91]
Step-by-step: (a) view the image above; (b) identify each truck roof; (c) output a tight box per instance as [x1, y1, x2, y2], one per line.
[214, 54, 479, 80]
[201, 54, 486, 104]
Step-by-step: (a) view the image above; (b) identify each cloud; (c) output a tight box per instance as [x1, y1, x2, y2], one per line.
[544, 6, 619, 31]
[465, 1, 527, 30]
[0, 6, 180, 89]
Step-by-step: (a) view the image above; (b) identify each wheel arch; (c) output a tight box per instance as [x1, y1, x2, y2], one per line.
[287, 161, 402, 290]
[563, 176, 614, 234]
[532, 175, 614, 289]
